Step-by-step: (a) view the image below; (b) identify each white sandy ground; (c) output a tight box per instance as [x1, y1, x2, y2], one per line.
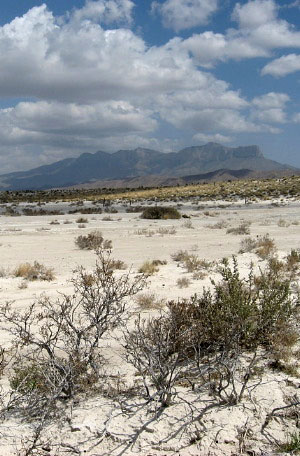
[0, 197, 300, 455]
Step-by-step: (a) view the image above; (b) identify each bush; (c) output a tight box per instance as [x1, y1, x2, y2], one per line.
[2, 249, 146, 417]
[14, 262, 55, 281]
[176, 277, 190, 288]
[75, 230, 112, 250]
[167, 257, 298, 356]
[239, 234, 276, 259]
[226, 222, 250, 235]
[76, 217, 88, 223]
[138, 260, 160, 275]
[135, 292, 165, 310]
[141, 206, 181, 219]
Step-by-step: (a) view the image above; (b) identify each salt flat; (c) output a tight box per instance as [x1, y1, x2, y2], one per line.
[0, 198, 299, 455]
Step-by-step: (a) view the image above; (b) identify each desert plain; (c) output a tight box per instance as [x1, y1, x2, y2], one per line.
[0, 193, 300, 456]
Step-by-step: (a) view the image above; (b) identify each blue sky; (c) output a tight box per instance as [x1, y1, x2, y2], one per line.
[0, 0, 300, 173]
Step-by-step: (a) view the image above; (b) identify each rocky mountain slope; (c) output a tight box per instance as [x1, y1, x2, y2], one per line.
[0, 143, 296, 190]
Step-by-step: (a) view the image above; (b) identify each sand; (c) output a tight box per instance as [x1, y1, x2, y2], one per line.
[0, 197, 300, 455]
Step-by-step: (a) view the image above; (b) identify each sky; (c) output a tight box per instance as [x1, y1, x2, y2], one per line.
[0, 0, 300, 174]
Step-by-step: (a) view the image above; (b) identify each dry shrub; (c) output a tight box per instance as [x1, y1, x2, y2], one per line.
[182, 219, 194, 229]
[278, 218, 289, 227]
[109, 259, 127, 270]
[138, 261, 160, 275]
[75, 230, 112, 250]
[157, 227, 176, 235]
[286, 249, 300, 273]
[207, 220, 228, 229]
[172, 250, 213, 276]
[176, 277, 190, 288]
[76, 217, 88, 223]
[226, 222, 250, 235]
[239, 234, 276, 259]
[141, 206, 181, 220]
[2, 249, 145, 418]
[255, 234, 276, 259]
[136, 292, 165, 310]
[0, 267, 9, 278]
[14, 262, 55, 281]
[171, 250, 189, 262]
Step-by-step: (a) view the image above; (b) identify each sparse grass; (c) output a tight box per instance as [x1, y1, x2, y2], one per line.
[157, 226, 176, 235]
[278, 218, 290, 227]
[134, 228, 155, 236]
[182, 219, 194, 229]
[207, 220, 228, 229]
[171, 250, 213, 276]
[177, 277, 190, 288]
[226, 222, 250, 235]
[14, 262, 55, 281]
[0, 267, 9, 278]
[280, 432, 300, 453]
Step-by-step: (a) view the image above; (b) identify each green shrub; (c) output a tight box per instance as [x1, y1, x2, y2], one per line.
[166, 257, 298, 357]
[141, 206, 181, 219]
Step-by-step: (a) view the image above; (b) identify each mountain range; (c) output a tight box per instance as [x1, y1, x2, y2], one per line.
[0, 143, 297, 191]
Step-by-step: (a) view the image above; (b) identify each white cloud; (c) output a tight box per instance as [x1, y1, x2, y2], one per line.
[251, 92, 289, 124]
[0, 2, 291, 173]
[192, 133, 233, 144]
[262, 54, 300, 77]
[180, 0, 300, 66]
[293, 113, 300, 123]
[252, 92, 290, 109]
[72, 0, 134, 25]
[151, 0, 218, 32]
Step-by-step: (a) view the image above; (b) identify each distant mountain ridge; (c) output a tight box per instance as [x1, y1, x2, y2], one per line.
[0, 143, 297, 190]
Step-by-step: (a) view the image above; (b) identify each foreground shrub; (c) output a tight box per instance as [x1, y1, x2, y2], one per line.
[141, 206, 181, 219]
[75, 230, 112, 250]
[2, 249, 145, 417]
[14, 262, 55, 281]
[125, 257, 299, 406]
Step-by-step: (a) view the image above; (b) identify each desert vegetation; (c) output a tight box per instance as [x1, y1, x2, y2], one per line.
[1, 182, 300, 455]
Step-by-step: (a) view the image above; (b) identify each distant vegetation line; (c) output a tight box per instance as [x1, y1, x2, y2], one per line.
[1, 175, 300, 204]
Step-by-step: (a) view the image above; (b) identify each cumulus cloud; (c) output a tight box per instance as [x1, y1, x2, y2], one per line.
[192, 133, 233, 144]
[72, 0, 134, 25]
[180, 0, 300, 66]
[251, 92, 290, 124]
[293, 113, 300, 123]
[262, 54, 300, 77]
[0, 1, 293, 173]
[151, 0, 218, 31]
